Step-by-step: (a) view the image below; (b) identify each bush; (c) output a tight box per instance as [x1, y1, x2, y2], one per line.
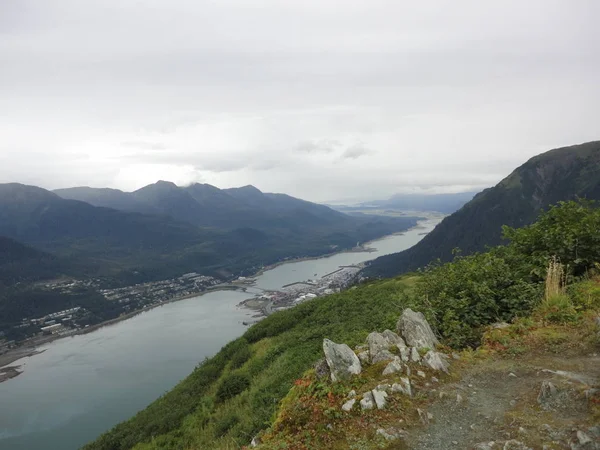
[216, 372, 251, 403]
[213, 412, 240, 438]
[230, 344, 252, 370]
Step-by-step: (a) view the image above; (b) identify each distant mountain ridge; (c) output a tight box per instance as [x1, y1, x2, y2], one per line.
[0, 182, 418, 286]
[55, 182, 352, 230]
[364, 141, 600, 278]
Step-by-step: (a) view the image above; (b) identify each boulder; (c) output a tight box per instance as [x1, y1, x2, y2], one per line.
[341, 398, 356, 412]
[410, 347, 421, 362]
[391, 377, 412, 397]
[396, 308, 439, 349]
[372, 389, 388, 409]
[382, 329, 406, 348]
[382, 357, 403, 375]
[360, 391, 375, 410]
[399, 347, 411, 362]
[367, 332, 397, 363]
[372, 350, 396, 364]
[323, 339, 362, 382]
[422, 350, 450, 373]
[357, 351, 370, 365]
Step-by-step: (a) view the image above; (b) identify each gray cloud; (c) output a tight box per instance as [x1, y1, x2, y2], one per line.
[294, 139, 341, 154]
[341, 143, 372, 159]
[0, 0, 599, 201]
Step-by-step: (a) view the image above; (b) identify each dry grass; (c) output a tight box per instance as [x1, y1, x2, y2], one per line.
[544, 256, 566, 301]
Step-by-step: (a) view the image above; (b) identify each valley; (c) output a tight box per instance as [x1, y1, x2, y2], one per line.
[0, 219, 440, 450]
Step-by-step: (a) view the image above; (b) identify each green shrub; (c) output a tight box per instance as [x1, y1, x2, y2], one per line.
[230, 343, 252, 369]
[213, 412, 240, 438]
[216, 372, 251, 403]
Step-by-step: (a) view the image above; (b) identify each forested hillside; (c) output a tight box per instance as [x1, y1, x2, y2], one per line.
[365, 141, 600, 278]
[1, 183, 417, 287]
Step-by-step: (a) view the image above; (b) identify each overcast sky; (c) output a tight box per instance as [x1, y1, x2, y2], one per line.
[1, 0, 598, 202]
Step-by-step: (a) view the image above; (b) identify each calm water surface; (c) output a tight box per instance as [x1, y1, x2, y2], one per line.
[0, 218, 440, 450]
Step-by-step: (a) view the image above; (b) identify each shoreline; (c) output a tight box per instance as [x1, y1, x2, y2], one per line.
[0, 286, 247, 383]
[0, 219, 439, 383]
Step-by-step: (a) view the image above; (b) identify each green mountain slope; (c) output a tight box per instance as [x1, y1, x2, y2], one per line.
[0, 236, 65, 286]
[364, 141, 600, 278]
[84, 199, 600, 450]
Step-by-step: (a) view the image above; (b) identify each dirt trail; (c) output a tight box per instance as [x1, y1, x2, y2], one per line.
[405, 355, 600, 449]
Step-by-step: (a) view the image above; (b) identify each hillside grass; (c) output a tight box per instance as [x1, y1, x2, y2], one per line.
[85, 277, 420, 450]
[85, 200, 600, 450]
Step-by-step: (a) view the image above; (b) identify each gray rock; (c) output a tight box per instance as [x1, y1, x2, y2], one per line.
[372, 349, 396, 364]
[348, 389, 356, 398]
[391, 377, 412, 397]
[314, 358, 330, 379]
[422, 350, 450, 373]
[376, 383, 392, 392]
[396, 308, 439, 349]
[382, 329, 406, 348]
[491, 322, 511, 329]
[367, 331, 390, 357]
[250, 435, 262, 447]
[410, 347, 421, 362]
[399, 346, 411, 362]
[323, 339, 362, 382]
[341, 398, 356, 412]
[537, 381, 558, 404]
[417, 370, 426, 378]
[377, 427, 406, 441]
[382, 357, 404, 375]
[372, 389, 388, 409]
[360, 391, 375, 410]
[367, 332, 398, 363]
[357, 351, 370, 365]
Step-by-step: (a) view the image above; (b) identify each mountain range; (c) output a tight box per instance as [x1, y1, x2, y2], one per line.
[364, 140, 600, 278]
[0, 182, 418, 287]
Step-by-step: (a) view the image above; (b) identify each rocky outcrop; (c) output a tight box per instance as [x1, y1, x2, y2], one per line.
[367, 332, 396, 363]
[382, 357, 403, 375]
[391, 377, 412, 397]
[396, 308, 439, 349]
[360, 391, 375, 410]
[323, 339, 362, 382]
[341, 398, 356, 412]
[422, 350, 449, 373]
[371, 389, 388, 409]
[382, 329, 406, 347]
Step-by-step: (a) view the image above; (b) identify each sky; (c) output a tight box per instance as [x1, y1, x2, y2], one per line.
[1, 0, 599, 203]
